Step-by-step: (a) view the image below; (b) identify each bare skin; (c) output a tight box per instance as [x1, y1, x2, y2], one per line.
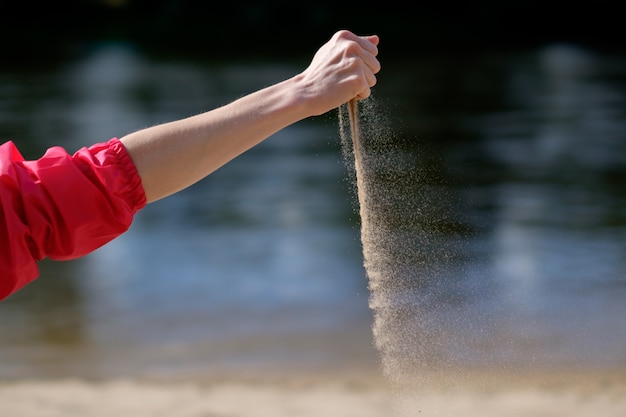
[120, 30, 380, 203]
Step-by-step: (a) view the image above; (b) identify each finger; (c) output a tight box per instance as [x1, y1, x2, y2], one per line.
[365, 65, 378, 88]
[336, 30, 379, 56]
[362, 50, 381, 75]
[361, 34, 380, 50]
[354, 65, 377, 101]
[365, 34, 379, 44]
[355, 87, 372, 101]
[356, 35, 379, 57]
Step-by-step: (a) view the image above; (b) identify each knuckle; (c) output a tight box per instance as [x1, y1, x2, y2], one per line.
[343, 41, 361, 56]
[335, 30, 352, 40]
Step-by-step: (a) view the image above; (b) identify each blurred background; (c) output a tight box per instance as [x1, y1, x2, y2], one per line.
[0, 1, 624, 380]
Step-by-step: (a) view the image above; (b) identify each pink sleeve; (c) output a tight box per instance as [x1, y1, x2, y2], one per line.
[0, 138, 147, 300]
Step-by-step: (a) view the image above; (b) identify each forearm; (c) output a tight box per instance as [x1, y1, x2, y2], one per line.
[120, 30, 380, 203]
[121, 76, 309, 203]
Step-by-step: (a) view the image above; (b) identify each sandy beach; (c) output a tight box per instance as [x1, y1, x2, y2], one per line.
[1, 368, 625, 417]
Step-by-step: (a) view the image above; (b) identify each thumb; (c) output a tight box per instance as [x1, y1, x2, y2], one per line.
[363, 34, 380, 47]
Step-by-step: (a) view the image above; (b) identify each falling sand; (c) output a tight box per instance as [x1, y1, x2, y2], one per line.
[339, 98, 491, 415]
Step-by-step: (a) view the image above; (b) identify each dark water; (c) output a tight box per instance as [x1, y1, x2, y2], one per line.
[0, 42, 625, 380]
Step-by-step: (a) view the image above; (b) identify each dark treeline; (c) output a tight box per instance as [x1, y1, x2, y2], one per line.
[1, 0, 623, 65]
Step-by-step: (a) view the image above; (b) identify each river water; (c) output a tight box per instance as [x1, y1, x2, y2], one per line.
[0, 42, 625, 380]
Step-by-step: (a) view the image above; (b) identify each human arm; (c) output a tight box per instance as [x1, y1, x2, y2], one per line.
[0, 139, 146, 300]
[0, 30, 380, 300]
[121, 30, 380, 203]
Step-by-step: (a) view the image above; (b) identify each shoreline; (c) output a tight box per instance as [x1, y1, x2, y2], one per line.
[1, 367, 625, 417]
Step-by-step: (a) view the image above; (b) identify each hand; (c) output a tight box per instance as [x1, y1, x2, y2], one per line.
[121, 30, 381, 203]
[297, 30, 381, 116]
